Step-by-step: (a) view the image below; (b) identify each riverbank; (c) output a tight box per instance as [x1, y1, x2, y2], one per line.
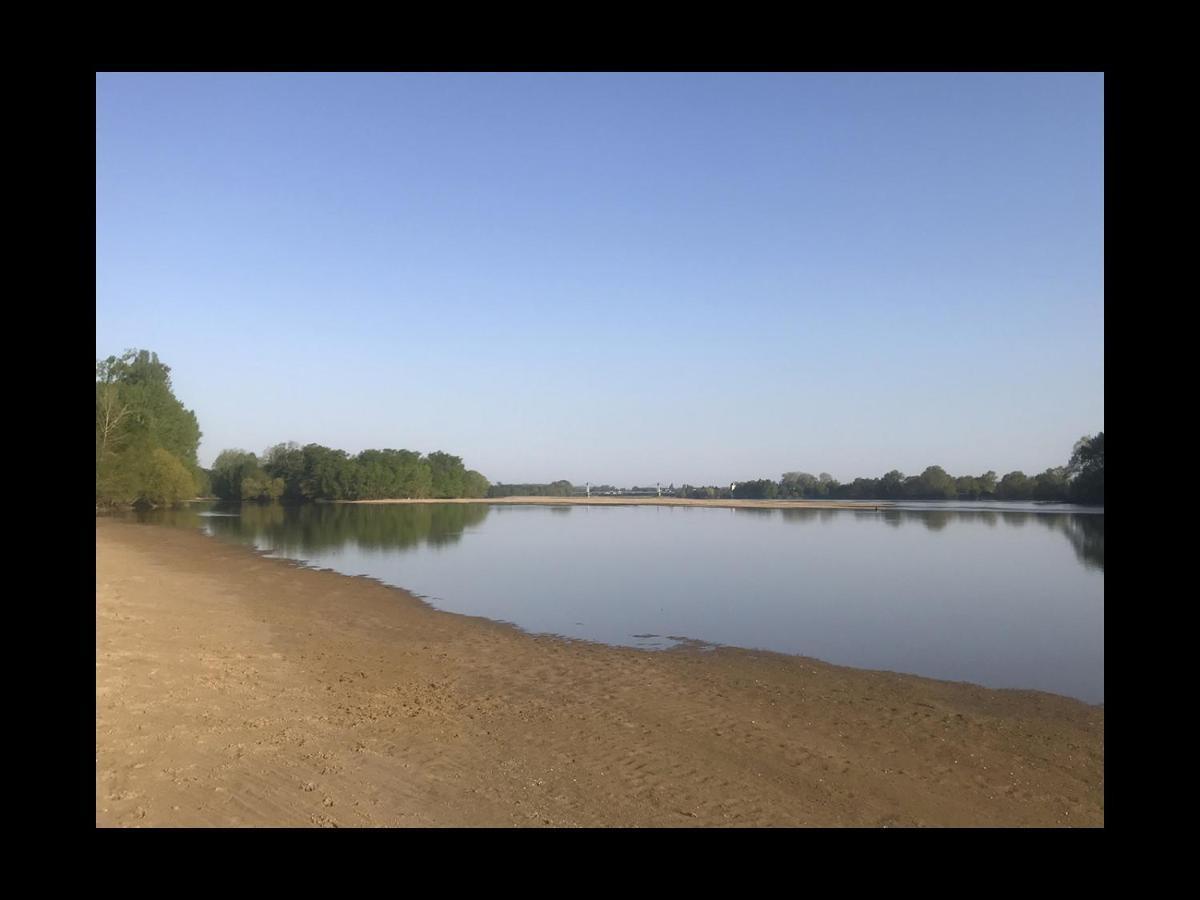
[345, 496, 892, 510]
[97, 519, 1103, 827]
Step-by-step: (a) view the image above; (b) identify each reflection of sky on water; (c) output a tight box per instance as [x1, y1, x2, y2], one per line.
[142, 502, 1104, 704]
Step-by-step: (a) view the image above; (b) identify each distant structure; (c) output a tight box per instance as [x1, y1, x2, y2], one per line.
[586, 481, 590, 498]
[657, 482, 662, 497]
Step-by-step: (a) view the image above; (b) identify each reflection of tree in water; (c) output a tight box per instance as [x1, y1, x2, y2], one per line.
[952, 510, 997, 528]
[842, 507, 1103, 569]
[1036, 513, 1104, 571]
[747, 508, 843, 525]
[734, 508, 776, 518]
[866, 508, 1103, 569]
[204, 502, 492, 556]
[778, 509, 819, 524]
[864, 509, 953, 531]
[240, 502, 286, 528]
[916, 510, 951, 531]
[146, 501, 1104, 572]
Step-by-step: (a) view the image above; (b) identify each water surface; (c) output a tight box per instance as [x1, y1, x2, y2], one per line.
[133, 501, 1103, 703]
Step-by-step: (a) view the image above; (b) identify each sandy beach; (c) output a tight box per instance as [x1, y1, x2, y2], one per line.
[96, 518, 1103, 827]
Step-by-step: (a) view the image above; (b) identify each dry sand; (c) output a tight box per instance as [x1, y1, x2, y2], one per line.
[96, 519, 1103, 827]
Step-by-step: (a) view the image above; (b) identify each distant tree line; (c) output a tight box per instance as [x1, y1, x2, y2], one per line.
[676, 433, 1104, 506]
[488, 481, 574, 498]
[97, 350, 203, 508]
[98, 351, 1102, 511]
[207, 443, 490, 503]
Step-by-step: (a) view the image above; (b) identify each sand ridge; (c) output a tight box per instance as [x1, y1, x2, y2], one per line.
[96, 519, 1103, 827]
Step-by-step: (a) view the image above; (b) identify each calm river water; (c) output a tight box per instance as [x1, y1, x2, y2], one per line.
[133, 501, 1104, 704]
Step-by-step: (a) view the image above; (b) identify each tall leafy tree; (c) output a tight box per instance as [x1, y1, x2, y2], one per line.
[996, 471, 1033, 501]
[918, 466, 957, 499]
[978, 471, 998, 497]
[263, 442, 306, 501]
[463, 470, 491, 498]
[210, 450, 261, 501]
[96, 349, 200, 507]
[1068, 433, 1104, 504]
[427, 451, 466, 498]
[300, 444, 354, 501]
[1033, 467, 1070, 501]
[878, 470, 906, 498]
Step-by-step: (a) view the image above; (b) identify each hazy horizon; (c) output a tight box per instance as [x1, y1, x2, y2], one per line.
[97, 72, 1103, 484]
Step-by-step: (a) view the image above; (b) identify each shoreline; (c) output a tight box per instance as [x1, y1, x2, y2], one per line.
[342, 496, 893, 510]
[97, 519, 1103, 827]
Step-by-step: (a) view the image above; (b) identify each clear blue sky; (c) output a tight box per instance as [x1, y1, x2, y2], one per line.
[96, 72, 1103, 485]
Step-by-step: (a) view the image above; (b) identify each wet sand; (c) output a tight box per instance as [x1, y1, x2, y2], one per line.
[347, 496, 890, 510]
[96, 519, 1103, 827]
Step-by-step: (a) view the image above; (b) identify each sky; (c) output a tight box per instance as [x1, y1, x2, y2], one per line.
[96, 72, 1103, 485]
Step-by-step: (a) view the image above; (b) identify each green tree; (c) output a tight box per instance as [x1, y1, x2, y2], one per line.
[98, 350, 201, 467]
[733, 479, 777, 499]
[400, 453, 434, 499]
[211, 450, 260, 501]
[781, 472, 818, 498]
[97, 349, 202, 507]
[263, 442, 306, 501]
[918, 466, 957, 499]
[1033, 467, 1070, 501]
[844, 477, 880, 499]
[878, 470, 906, 498]
[978, 471, 998, 497]
[1068, 432, 1104, 505]
[241, 473, 286, 503]
[300, 445, 354, 500]
[463, 470, 491, 498]
[193, 467, 213, 498]
[427, 451, 466, 498]
[996, 471, 1033, 501]
[955, 475, 981, 499]
[96, 381, 134, 477]
[141, 448, 199, 507]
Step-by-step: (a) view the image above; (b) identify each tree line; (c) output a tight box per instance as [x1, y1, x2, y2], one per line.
[97, 349, 491, 507]
[99, 350, 1102, 509]
[487, 481, 574, 497]
[208, 442, 490, 502]
[678, 433, 1104, 505]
